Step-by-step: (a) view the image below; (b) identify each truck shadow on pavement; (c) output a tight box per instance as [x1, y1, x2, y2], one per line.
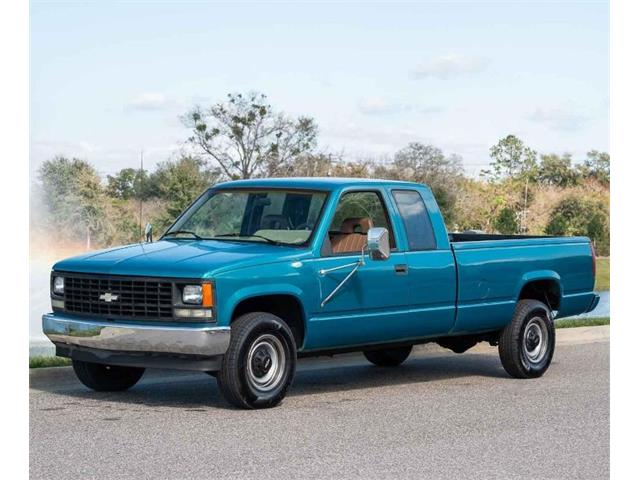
[32, 352, 511, 410]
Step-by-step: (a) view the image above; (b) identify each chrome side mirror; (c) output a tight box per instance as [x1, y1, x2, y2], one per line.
[367, 227, 390, 260]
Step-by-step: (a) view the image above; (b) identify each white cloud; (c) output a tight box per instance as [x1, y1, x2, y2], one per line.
[357, 97, 443, 116]
[126, 92, 170, 111]
[526, 107, 589, 131]
[357, 97, 410, 115]
[411, 54, 489, 80]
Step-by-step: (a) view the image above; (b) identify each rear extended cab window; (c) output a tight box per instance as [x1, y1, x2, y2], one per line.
[392, 189, 436, 251]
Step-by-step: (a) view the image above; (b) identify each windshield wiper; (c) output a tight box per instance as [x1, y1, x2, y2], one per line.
[213, 233, 283, 246]
[162, 230, 203, 240]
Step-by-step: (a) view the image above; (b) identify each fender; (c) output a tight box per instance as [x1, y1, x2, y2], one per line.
[218, 283, 306, 327]
[515, 270, 563, 307]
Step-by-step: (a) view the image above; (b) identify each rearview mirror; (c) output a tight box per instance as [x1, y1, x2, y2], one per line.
[367, 227, 390, 260]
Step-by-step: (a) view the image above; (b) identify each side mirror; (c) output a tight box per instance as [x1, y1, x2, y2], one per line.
[367, 227, 390, 260]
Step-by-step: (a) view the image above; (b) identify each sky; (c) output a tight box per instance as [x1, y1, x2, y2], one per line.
[30, 1, 609, 178]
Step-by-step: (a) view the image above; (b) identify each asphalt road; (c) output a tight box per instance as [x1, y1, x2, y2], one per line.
[30, 330, 609, 480]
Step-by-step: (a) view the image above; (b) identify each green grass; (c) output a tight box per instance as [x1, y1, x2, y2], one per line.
[29, 356, 71, 369]
[595, 257, 609, 291]
[555, 316, 610, 329]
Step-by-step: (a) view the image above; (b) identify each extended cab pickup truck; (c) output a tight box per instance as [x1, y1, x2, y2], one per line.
[44, 178, 600, 408]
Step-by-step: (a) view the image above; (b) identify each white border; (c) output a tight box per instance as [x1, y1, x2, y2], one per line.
[611, 0, 638, 477]
[0, 0, 29, 478]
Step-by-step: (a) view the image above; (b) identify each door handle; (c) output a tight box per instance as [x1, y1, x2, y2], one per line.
[394, 264, 408, 275]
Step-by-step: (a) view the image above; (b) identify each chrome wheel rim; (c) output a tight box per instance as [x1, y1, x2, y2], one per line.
[523, 316, 548, 364]
[246, 334, 286, 393]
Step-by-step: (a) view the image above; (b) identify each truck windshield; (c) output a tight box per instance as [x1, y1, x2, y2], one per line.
[164, 189, 328, 246]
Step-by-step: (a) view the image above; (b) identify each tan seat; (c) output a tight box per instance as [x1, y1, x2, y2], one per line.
[331, 217, 373, 253]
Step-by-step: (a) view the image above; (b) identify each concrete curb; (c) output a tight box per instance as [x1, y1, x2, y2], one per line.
[556, 324, 610, 345]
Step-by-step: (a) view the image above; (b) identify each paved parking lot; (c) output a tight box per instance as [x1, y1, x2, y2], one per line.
[30, 329, 609, 480]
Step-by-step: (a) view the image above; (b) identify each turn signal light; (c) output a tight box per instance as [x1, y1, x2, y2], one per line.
[202, 282, 214, 307]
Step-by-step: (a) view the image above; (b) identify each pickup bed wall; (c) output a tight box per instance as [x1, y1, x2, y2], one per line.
[450, 236, 595, 333]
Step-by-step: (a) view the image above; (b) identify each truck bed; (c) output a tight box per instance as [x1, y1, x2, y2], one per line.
[447, 234, 596, 334]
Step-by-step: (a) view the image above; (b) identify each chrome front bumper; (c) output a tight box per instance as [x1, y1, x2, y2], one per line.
[42, 313, 230, 356]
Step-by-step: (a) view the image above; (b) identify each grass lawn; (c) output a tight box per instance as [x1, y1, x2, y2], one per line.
[29, 356, 71, 369]
[555, 316, 610, 329]
[595, 257, 609, 291]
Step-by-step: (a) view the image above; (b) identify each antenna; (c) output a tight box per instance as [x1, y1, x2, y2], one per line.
[139, 150, 144, 241]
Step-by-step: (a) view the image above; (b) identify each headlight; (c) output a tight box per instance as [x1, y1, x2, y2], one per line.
[182, 285, 203, 304]
[52, 276, 64, 296]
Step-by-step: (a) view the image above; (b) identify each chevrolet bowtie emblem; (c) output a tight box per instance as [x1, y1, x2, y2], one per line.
[99, 292, 119, 303]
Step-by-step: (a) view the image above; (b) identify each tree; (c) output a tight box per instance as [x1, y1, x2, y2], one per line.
[151, 156, 221, 222]
[486, 134, 538, 181]
[383, 143, 464, 224]
[37, 156, 110, 247]
[579, 150, 610, 186]
[106, 168, 156, 200]
[537, 153, 579, 187]
[273, 152, 337, 177]
[184, 92, 318, 179]
[492, 207, 519, 234]
[545, 195, 609, 255]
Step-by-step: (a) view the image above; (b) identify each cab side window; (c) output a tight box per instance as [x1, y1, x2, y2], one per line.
[392, 190, 436, 250]
[328, 191, 395, 254]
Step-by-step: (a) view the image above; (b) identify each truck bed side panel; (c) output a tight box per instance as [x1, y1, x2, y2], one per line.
[451, 237, 595, 334]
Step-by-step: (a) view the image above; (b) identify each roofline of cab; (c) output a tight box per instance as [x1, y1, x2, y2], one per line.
[210, 177, 424, 191]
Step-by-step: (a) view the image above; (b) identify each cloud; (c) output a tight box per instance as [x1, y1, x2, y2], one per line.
[411, 54, 489, 80]
[125, 92, 170, 111]
[357, 97, 443, 116]
[357, 97, 411, 115]
[526, 107, 589, 131]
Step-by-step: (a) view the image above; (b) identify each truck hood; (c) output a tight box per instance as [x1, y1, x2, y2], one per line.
[52, 239, 306, 278]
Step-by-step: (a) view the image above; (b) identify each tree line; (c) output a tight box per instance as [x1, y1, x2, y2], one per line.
[32, 92, 610, 255]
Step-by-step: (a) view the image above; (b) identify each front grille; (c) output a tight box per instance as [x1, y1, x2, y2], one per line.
[63, 274, 174, 320]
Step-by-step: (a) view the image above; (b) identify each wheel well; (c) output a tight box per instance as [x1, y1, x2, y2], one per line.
[231, 295, 305, 348]
[519, 280, 561, 311]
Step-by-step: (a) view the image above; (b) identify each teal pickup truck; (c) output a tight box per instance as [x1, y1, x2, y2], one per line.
[44, 178, 599, 408]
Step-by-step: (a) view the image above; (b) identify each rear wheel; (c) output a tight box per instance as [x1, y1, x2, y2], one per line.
[363, 345, 412, 367]
[217, 312, 297, 409]
[72, 360, 144, 391]
[499, 299, 555, 378]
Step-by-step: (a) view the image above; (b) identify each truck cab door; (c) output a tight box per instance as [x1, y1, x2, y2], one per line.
[305, 190, 409, 350]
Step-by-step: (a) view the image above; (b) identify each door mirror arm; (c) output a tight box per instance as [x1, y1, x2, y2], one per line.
[319, 246, 365, 308]
[319, 226, 391, 307]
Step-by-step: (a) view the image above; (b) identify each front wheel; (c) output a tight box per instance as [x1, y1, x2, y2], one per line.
[499, 299, 555, 379]
[72, 360, 144, 391]
[217, 312, 297, 409]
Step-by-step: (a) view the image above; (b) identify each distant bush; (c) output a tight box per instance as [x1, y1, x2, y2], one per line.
[545, 195, 610, 255]
[492, 207, 519, 234]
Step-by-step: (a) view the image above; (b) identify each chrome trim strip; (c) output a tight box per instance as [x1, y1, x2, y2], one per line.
[42, 313, 230, 356]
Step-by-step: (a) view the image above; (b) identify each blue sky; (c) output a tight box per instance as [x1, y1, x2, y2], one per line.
[30, 1, 609, 178]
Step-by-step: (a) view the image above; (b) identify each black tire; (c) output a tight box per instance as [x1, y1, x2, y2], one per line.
[217, 312, 297, 409]
[363, 345, 412, 367]
[499, 299, 555, 379]
[72, 360, 144, 391]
